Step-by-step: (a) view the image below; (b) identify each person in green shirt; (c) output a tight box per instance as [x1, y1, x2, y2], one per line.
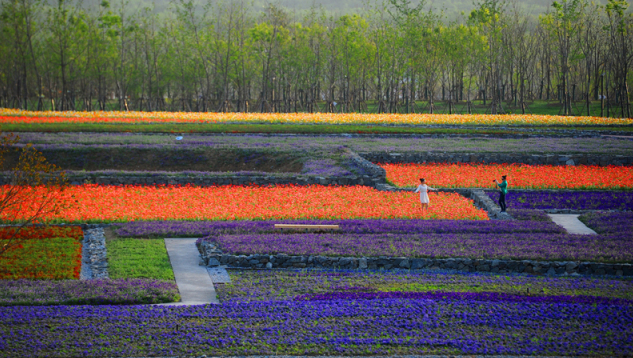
[494, 175, 508, 213]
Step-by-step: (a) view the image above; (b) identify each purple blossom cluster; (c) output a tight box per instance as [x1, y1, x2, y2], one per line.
[1, 299, 630, 356]
[487, 190, 633, 211]
[116, 218, 565, 238]
[211, 232, 633, 262]
[0, 279, 179, 306]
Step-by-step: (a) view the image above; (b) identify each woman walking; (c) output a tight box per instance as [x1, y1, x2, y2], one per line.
[414, 178, 438, 214]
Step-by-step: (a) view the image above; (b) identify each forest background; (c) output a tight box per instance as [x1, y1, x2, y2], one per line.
[1, 0, 632, 117]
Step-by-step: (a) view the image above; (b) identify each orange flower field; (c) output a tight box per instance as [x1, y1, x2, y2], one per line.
[4, 185, 488, 223]
[381, 163, 633, 189]
[2, 108, 632, 126]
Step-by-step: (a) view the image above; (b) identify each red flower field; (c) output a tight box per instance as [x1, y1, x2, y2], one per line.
[381, 163, 633, 189]
[3, 184, 488, 223]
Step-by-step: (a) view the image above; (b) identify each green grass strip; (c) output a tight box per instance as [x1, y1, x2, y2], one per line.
[107, 238, 175, 280]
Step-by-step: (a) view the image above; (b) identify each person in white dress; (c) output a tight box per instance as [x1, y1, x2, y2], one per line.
[414, 178, 438, 213]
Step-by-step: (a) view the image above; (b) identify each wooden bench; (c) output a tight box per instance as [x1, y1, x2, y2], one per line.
[274, 224, 340, 231]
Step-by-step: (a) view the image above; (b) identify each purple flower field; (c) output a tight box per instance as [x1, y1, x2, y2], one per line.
[506, 209, 552, 221]
[0, 279, 179, 306]
[1, 297, 630, 356]
[487, 190, 633, 211]
[116, 218, 565, 238]
[217, 269, 633, 303]
[579, 211, 633, 235]
[211, 232, 633, 262]
[117, 218, 633, 262]
[295, 290, 633, 305]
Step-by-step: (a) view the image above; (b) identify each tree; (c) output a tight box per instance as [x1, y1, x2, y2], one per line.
[604, 0, 633, 118]
[0, 133, 70, 258]
[470, 0, 506, 113]
[541, 0, 587, 115]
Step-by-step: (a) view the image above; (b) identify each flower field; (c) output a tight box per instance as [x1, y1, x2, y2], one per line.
[3, 185, 488, 223]
[218, 270, 633, 302]
[209, 232, 632, 262]
[0, 229, 82, 280]
[0, 227, 83, 280]
[1, 269, 631, 357]
[3, 108, 632, 356]
[579, 211, 633, 235]
[0, 279, 179, 306]
[3, 108, 633, 126]
[381, 163, 633, 189]
[488, 190, 633, 211]
[117, 218, 563, 238]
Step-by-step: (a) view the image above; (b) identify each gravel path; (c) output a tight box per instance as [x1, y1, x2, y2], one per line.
[80, 227, 108, 280]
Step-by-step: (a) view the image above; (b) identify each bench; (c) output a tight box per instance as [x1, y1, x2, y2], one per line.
[274, 224, 340, 231]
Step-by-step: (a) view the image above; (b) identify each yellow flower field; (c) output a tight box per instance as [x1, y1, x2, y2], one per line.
[2, 108, 631, 126]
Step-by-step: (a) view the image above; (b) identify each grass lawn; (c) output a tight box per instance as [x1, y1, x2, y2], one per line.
[106, 229, 174, 280]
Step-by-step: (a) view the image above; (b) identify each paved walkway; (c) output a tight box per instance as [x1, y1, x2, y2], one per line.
[548, 214, 597, 235]
[161, 238, 219, 305]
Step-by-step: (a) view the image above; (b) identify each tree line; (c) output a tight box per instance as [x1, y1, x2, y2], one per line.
[1, 0, 632, 117]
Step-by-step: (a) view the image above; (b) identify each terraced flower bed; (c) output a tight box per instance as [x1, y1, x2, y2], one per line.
[579, 211, 633, 234]
[4, 108, 633, 126]
[0, 227, 83, 280]
[488, 190, 633, 211]
[0, 279, 179, 306]
[4, 109, 632, 356]
[116, 218, 563, 238]
[206, 232, 632, 262]
[1, 269, 631, 357]
[217, 269, 633, 302]
[15, 132, 633, 155]
[6, 185, 487, 223]
[382, 162, 633, 189]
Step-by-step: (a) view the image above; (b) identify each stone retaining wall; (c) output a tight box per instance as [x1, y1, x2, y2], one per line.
[0, 172, 386, 188]
[347, 149, 387, 178]
[361, 152, 633, 166]
[80, 227, 108, 280]
[198, 242, 632, 277]
[469, 189, 511, 220]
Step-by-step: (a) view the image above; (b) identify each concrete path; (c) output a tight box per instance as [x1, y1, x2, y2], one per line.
[161, 238, 219, 305]
[548, 214, 597, 235]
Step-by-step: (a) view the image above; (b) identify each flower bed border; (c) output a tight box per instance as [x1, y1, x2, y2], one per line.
[198, 241, 633, 277]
